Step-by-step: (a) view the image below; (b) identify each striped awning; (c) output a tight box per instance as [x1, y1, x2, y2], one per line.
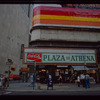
[32, 6, 100, 29]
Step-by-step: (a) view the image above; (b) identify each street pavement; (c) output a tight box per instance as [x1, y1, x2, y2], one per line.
[5, 81, 100, 92]
[0, 80, 100, 96]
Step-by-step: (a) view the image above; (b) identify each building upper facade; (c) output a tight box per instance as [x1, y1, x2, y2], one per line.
[30, 4, 100, 43]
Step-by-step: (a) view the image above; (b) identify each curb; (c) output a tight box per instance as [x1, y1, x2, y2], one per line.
[5, 89, 100, 93]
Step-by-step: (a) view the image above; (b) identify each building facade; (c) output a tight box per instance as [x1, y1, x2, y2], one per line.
[27, 4, 100, 83]
[0, 4, 30, 75]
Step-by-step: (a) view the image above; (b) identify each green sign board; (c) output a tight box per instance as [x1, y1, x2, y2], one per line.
[42, 53, 96, 63]
[24, 48, 96, 64]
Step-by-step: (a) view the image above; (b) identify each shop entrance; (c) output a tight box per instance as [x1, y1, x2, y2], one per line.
[55, 65, 71, 83]
[37, 65, 56, 83]
[46, 65, 56, 83]
[37, 66, 46, 83]
[37, 65, 71, 83]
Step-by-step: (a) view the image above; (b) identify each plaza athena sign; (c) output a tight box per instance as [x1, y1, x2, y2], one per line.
[23, 48, 97, 65]
[42, 54, 95, 63]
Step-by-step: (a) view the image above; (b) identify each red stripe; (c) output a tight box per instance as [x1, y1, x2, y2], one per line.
[33, 10, 100, 18]
[33, 6, 100, 13]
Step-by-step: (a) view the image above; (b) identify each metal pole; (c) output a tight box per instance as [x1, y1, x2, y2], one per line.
[7, 66, 10, 87]
[84, 60, 86, 73]
[33, 61, 37, 90]
[84, 61, 85, 71]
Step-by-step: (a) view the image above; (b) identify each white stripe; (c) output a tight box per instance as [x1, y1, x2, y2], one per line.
[33, 23, 100, 29]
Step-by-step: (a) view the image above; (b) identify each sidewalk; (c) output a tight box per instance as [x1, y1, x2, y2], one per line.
[4, 81, 100, 92]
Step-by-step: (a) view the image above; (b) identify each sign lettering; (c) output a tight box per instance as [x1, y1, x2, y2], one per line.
[42, 54, 96, 63]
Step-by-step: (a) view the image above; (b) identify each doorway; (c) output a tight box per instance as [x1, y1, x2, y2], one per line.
[46, 65, 56, 83]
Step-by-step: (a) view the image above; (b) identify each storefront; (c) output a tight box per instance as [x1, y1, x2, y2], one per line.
[23, 47, 98, 83]
[71, 65, 98, 83]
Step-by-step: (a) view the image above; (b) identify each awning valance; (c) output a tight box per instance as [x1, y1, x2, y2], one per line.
[72, 66, 98, 70]
[88, 68, 98, 70]
[72, 66, 88, 70]
[57, 65, 68, 68]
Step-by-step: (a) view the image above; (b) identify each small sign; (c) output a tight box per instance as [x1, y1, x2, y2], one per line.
[55, 71, 59, 76]
[27, 53, 42, 62]
[65, 71, 68, 74]
[20, 67, 30, 71]
[10, 66, 16, 71]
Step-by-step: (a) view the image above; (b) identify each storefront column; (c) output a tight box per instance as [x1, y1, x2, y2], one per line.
[96, 70, 100, 83]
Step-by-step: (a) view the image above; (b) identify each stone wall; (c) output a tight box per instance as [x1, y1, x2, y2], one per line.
[0, 4, 29, 74]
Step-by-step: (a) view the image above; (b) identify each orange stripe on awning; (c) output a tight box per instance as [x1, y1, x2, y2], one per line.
[33, 15, 100, 23]
[33, 19, 100, 27]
